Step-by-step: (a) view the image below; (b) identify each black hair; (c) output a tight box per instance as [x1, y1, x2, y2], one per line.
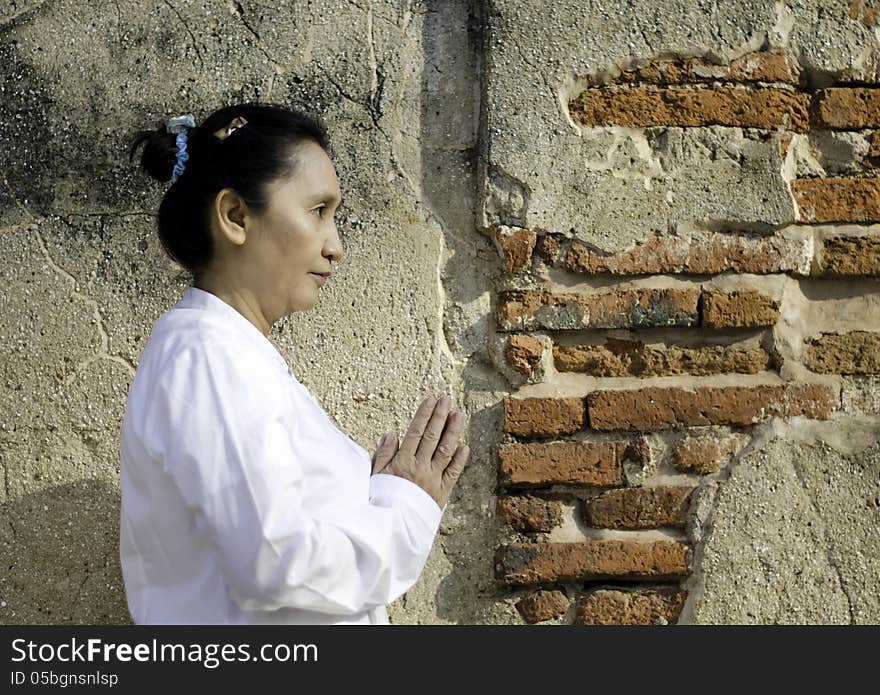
[128, 102, 332, 281]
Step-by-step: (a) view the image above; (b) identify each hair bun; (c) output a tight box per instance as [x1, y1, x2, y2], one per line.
[128, 125, 181, 183]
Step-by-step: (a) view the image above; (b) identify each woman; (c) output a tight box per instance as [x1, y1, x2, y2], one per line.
[122, 102, 469, 624]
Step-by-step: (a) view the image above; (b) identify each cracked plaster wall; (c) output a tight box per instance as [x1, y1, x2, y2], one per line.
[0, 0, 499, 625]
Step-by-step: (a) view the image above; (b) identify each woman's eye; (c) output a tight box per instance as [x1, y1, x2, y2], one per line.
[311, 205, 326, 216]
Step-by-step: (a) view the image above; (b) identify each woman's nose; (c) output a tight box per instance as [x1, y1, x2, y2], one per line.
[325, 223, 345, 263]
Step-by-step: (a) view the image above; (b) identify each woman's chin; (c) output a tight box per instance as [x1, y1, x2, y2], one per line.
[290, 296, 319, 314]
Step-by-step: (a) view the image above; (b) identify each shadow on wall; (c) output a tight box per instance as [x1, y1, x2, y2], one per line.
[0, 479, 130, 625]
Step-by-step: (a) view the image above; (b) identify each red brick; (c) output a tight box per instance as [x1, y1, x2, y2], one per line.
[496, 289, 552, 330]
[701, 290, 780, 328]
[498, 441, 626, 488]
[792, 178, 880, 223]
[553, 338, 773, 377]
[583, 486, 695, 529]
[505, 334, 544, 378]
[496, 288, 700, 331]
[492, 226, 537, 273]
[515, 589, 569, 624]
[495, 540, 689, 585]
[502, 396, 585, 437]
[574, 588, 686, 625]
[615, 52, 802, 86]
[587, 383, 837, 431]
[672, 434, 743, 474]
[554, 234, 810, 276]
[569, 86, 810, 132]
[819, 235, 880, 275]
[583, 289, 700, 329]
[580, 289, 700, 329]
[812, 88, 880, 129]
[496, 495, 564, 532]
[804, 331, 880, 375]
[536, 234, 563, 264]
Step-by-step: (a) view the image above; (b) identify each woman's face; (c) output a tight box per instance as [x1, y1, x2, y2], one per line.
[241, 139, 345, 323]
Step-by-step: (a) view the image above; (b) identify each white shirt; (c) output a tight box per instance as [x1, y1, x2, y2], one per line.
[119, 286, 443, 624]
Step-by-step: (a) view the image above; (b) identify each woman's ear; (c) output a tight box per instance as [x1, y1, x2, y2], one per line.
[212, 188, 249, 247]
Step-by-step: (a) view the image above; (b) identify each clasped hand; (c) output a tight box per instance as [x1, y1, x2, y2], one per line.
[370, 395, 469, 509]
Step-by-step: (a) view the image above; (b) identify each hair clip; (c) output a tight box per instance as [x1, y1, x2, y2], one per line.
[213, 116, 248, 142]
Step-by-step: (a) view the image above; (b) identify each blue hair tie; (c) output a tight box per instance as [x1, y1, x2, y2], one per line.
[171, 131, 189, 183]
[165, 113, 196, 184]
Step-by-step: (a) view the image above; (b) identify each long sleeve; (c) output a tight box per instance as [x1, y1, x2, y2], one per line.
[139, 339, 443, 616]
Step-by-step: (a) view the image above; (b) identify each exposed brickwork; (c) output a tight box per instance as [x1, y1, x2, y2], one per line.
[701, 290, 780, 328]
[792, 178, 880, 223]
[498, 441, 626, 488]
[548, 234, 810, 277]
[614, 51, 802, 86]
[502, 396, 585, 437]
[587, 383, 837, 431]
[819, 235, 880, 275]
[553, 338, 773, 377]
[488, 35, 880, 618]
[496, 288, 700, 331]
[495, 540, 689, 584]
[569, 86, 810, 132]
[515, 589, 569, 624]
[493, 226, 537, 273]
[812, 88, 880, 129]
[505, 334, 544, 378]
[582, 486, 695, 529]
[804, 331, 880, 375]
[672, 434, 743, 474]
[496, 494, 564, 532]
[573, 588, 687, 625]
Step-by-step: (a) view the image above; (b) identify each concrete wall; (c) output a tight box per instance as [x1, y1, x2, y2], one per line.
[1, 0, 877, 624]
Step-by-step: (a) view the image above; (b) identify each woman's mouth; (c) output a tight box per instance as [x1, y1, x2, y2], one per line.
[309, 272, 328, 286]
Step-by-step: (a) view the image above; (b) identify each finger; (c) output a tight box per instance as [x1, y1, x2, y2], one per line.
[372, 432, 398, 475]
[399, 396, 440, 458]
[370, 434, 382, 468]
[431, 410, 465, 470]
[441, 444, 469, 496]
[415, 395, 453, 464]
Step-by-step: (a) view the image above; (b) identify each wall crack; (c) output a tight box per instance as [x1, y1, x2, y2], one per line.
[32, 223, 136, 381]
[231, 1, 285, 71]
[160, 0, 205, 69]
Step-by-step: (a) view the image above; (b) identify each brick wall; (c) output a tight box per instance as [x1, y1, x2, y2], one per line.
[488, 50, 879, 625]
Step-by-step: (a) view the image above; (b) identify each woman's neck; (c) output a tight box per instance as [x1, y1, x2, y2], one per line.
[193, 276, 272, 336]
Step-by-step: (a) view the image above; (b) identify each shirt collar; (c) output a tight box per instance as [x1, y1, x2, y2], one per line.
[176, 286, 290, 373]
